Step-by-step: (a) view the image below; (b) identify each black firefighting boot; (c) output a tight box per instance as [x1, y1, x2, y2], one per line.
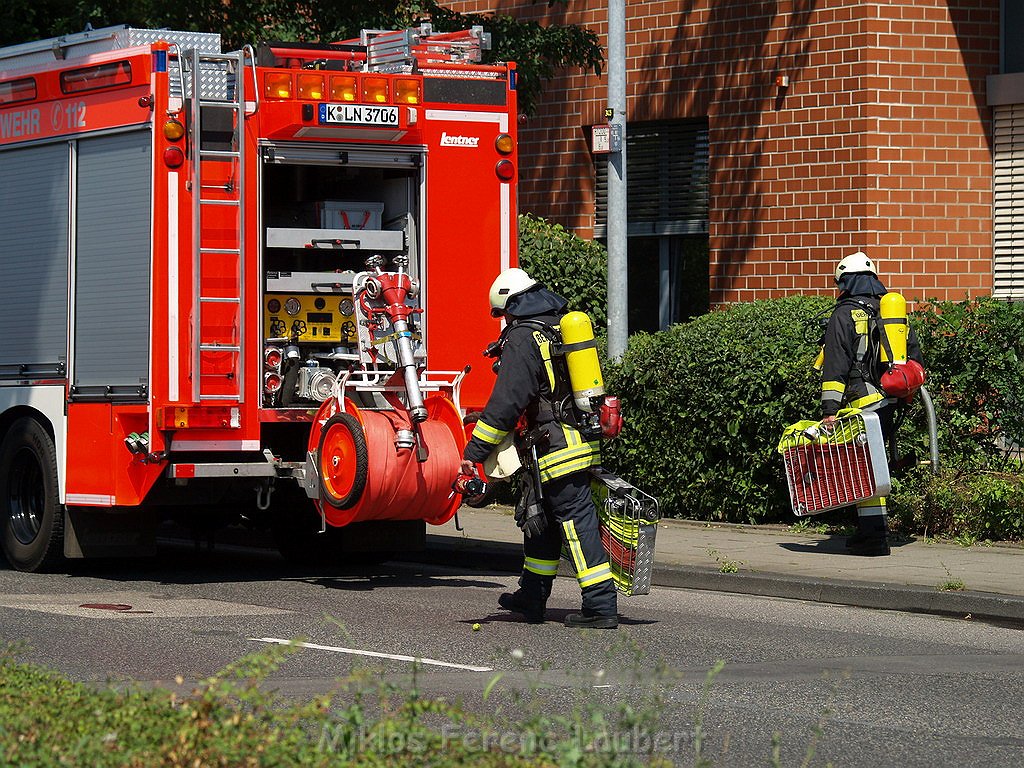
[564, 611, 619, 629]
[847, 516, 890, 557]
[564, 580, 618, 629]
[498, 574, 552, 623]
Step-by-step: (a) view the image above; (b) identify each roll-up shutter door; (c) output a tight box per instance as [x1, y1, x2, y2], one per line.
[73, 131, 152, 397]
[594, 120, 709, 239]
[993, 104, 1024, 299]
[0, 143, 71, 373]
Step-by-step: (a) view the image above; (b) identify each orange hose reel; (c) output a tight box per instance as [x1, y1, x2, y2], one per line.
[308, 393, 466, 528]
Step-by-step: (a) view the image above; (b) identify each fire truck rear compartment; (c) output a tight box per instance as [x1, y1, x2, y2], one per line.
[259, 149, 423, 411]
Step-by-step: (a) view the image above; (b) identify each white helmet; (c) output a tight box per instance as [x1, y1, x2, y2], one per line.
[834, 251, 876, 282]
[488, 267, 537, 315]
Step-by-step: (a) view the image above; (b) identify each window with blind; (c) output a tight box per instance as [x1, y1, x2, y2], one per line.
[593, 119, 709, 239]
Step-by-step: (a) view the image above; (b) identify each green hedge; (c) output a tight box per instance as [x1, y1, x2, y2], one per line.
[604, 296, 830, 524]
[905, 298, 1024, 469]
[888, 468, 1024, 543]
[517, 214, 1024, 539]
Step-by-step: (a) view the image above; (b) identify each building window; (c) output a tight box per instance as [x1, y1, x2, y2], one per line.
[1003, 0, 1024, 74]
[594, 119, 710, 332]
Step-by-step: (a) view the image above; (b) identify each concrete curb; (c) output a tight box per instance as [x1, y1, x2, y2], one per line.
[417, 535, 1024, 624]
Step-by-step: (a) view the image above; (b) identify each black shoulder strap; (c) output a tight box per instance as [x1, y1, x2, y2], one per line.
[836, 297, 893, 375]
[835, 296, 875, 315]
[510, 318, 562, 348]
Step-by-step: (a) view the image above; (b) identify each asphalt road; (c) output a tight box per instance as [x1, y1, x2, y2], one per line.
[1, 542, 1022, 768]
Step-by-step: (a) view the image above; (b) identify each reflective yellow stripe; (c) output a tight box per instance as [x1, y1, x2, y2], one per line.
[850, 392, 884, 409]
[562, 520, 587, 573]
[856, 496, 886, 516]
[541, 454, 601, 483]
[538, 441, 600, 483]
[471, 420, 509, 446]
[534, 331, 557, 391]
[537, 442, 600, 472]
[579, 565, 613, 588]
[524, 557, 559, 576]
[562, 423, 582, 448]
[822, 381, 846, 393]
[578, 562, 608, 579]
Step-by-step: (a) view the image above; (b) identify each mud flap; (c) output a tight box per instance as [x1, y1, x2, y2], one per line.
[63, 507, 157, 559]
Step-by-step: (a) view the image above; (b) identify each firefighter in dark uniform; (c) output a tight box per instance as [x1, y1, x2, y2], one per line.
[459, 268, 618, 629]
[820, 252, 924, 556]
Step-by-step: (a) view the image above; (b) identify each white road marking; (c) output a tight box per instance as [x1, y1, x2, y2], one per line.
[251, 637, 493, 672]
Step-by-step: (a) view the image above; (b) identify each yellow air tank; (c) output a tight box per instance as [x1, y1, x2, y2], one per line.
[560, 311, 605, 412]
[879, 292, 908, 364]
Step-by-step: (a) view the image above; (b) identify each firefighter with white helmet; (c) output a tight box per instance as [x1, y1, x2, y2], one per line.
[819, 251, 925, 555]
[459, 267, 618, 628]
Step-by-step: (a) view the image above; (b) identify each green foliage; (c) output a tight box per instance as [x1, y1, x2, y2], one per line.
[0, 640, 680, 767]
[518, 213, 609, 329]
[905, 298, 1024, 469]
[599, 293, 1024, 539]
[604, 296, 831, 524]
[888, 468, 1024, 544]
[0, 0, 603, 115]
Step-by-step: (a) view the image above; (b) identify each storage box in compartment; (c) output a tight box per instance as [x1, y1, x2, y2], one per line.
[318, 201, 385, 231]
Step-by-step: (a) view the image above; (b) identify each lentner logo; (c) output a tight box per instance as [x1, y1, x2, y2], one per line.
[440, 132, 480, 147]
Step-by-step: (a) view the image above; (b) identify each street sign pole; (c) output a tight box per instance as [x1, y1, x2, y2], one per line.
[607, 0, 628, 361]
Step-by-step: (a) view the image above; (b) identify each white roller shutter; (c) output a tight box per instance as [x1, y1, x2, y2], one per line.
[993, 104, 1024, 299]
[0, 143, 71, 373]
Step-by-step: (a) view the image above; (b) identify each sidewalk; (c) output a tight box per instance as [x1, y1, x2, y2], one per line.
[417, 505, 1024, 623]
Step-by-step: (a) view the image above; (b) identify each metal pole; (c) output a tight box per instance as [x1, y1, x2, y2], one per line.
[606, 0, 628, 360]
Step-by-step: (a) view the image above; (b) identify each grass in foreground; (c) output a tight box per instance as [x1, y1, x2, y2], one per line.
[0, 639, 835, 767]
[0, 641, 681, 768]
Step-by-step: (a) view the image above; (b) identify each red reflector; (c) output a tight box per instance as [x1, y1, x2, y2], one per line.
[495, 159, 515, 181]
[176, 464, 196, 478]
[163, 146, 185, 168]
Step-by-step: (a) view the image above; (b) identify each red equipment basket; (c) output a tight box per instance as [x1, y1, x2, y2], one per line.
[778, 410, 891, 517]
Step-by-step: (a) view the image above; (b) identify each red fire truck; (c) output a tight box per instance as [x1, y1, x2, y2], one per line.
[0, 24, 518, 571]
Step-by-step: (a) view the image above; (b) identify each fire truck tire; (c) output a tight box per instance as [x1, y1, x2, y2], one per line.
[0, 417, 64, 573]
[318, 413, 368, 510]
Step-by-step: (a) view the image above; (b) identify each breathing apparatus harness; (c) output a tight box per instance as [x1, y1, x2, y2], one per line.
[808, 294, 926, 402]
[484, 314, 622, 440]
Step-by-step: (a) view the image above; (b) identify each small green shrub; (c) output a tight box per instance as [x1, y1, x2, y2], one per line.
[888, 468, 1024, 544]
[907, 298, 1024, 469]
[518, 213, 609, 330]
[0, 641, 679, 768]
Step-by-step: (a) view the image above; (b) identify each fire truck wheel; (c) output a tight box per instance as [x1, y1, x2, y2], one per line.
[0, 418, 64, 573]
[318, 413, 368, 510]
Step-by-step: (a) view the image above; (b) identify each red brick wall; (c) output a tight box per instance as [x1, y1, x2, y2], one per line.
[442, 0, 999, 304]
